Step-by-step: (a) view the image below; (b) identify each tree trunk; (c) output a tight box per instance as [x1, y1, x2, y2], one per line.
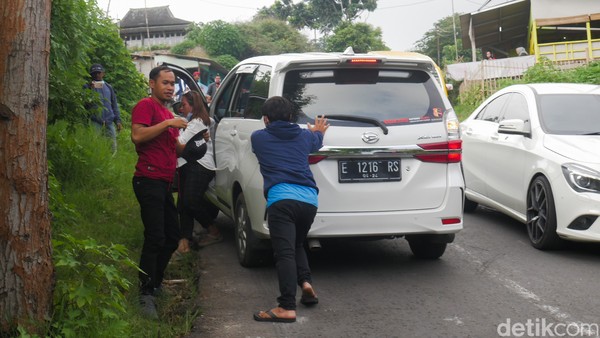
[0, 0, 53, 334]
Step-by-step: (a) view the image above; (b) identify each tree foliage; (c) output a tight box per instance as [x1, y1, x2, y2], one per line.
[324, 22, 388, 53]
[238, 18, 312, 57]
[192, 20, 247, 59]
[257, 0, 378, 34]
[49, 0, 146, 125]
[214, 55, 240, 72]
[413, 14, 472, 66]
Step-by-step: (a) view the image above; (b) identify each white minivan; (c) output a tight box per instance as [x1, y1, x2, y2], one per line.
[188, 49, 464, 266]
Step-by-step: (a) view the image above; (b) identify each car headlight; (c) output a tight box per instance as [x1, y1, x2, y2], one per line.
[561, 163, 600, 193]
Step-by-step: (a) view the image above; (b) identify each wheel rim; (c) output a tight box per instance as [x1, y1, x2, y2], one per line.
[527, 180, 548, 243]
[235, 200, 248, 257]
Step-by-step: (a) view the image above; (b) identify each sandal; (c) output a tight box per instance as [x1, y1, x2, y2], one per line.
[253, 309, 296, 323]
[196, 233, 223, 248]
[300, 283, 319, 306]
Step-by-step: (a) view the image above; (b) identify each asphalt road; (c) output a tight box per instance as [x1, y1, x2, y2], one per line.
[188, 206, 600, 338]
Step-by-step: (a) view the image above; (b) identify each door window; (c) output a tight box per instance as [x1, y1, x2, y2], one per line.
[475, 94, 509, 123]
[214, 65, 272, 120]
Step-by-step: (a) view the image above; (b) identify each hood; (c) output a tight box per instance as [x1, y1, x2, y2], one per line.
[266, 120, 303, 140]
[544, 135, 600, 164]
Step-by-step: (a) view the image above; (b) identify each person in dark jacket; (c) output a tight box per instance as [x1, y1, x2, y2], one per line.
[86, 63, 123, 154]
[251, 96, 329, 323]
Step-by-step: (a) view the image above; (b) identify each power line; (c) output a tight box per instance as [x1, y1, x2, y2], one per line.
[378, 0, 438, 10]
[196, 0, 261, 10]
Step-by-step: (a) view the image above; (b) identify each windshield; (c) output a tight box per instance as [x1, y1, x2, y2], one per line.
[283, 68, 446, 126]
[539, 94, 600, 134]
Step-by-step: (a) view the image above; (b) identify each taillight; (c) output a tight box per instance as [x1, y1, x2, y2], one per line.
[415, 140, 462, 163]
[309, 155, 327, 164]
[442, 217, 461, 225]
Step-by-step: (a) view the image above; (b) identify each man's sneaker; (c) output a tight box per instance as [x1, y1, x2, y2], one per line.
[139, 294, 158, 319]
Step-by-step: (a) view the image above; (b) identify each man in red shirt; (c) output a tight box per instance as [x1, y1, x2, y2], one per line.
[131, 65, 187, 319]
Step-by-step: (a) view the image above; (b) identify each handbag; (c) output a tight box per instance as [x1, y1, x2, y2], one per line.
[181, 128, 208, 163]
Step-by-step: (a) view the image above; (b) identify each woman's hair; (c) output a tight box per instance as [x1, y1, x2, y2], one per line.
[182, 91, 210, 126]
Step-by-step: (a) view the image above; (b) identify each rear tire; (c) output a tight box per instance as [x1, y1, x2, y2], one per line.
[234, 193, 264, 267]
[407, 236, 447, 259]
[526, 176, 562, 250]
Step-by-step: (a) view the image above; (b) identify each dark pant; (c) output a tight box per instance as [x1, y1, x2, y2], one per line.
[177, 162, 218, 239]
[267, 199, 317, 310]
[133, 176, 180, 295]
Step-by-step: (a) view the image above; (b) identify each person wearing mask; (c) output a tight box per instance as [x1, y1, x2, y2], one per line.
[251, 96, 329, 323]
[175, 90, 222, 253]
[86, 63, 123, 154]
[131, 65, 188, 319]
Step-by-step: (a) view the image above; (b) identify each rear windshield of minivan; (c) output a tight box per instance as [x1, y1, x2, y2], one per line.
[283, 68, 446, 126]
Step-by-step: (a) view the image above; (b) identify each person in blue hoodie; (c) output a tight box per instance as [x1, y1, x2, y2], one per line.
[86, 63, 123, 154]
[251, 96, 329, 323]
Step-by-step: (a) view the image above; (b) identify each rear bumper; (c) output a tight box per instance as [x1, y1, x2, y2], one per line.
[307, 211, 462, 238]
[307, 187, 463, 238]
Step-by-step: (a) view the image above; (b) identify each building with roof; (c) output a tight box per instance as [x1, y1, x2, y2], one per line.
[460, 0, 600, 62]
[118, 6, 192, 49]
[447, 0, 600, 84]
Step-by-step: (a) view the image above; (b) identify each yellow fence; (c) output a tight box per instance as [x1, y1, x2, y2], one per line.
[537, 39, 600, 62]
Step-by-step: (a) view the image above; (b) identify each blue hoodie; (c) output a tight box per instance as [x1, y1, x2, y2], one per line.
[251, 120, 324, 199]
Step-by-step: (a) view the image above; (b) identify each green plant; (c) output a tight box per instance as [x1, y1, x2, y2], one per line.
[51, 234, 138, 337]
[171, 40, 197, 56]
[214, 54, 239, 71]
[49, 0, 146, 125]
[195, 20, 247, 59]
[47, 121, 201, 337]
[323, 22, 388, 53]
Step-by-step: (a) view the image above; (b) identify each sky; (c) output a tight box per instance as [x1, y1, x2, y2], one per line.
[95, 0, 489, 51]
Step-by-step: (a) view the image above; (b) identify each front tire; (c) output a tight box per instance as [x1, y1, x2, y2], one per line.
[526, 176, 562, 250]
[234, 193, 264, 267]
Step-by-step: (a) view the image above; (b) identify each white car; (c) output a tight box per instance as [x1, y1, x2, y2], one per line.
[461, 83, 600, 249]
[200, 49, 464, 266]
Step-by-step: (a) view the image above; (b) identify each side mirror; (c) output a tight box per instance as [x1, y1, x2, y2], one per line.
[498, 119, 530, 136]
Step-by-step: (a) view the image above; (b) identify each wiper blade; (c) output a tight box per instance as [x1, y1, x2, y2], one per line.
[580, 132, 600, 135]
[323, 114, 389, 135]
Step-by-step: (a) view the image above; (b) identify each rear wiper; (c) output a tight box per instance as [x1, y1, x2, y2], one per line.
[581, 132, 600, 135]
[322, 114, 389, 135]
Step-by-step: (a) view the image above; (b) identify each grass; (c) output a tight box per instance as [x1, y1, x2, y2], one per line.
[47, 122, 202, 337]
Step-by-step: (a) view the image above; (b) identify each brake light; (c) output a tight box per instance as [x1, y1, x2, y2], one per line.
[415, 140, 462, 163]
[442, 218, 461, 225]
[309, 155, 327, 164]
[346, 58, 381, 64]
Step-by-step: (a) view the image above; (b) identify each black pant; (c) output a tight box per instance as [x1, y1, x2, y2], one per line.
[177, 162, 219, 240]
[267, 199, 317, 310]
[133, 176, 180, 295]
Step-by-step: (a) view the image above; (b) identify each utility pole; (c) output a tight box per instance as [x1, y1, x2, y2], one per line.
[452, 0, 459, 61]
[144, 0, 151, 50]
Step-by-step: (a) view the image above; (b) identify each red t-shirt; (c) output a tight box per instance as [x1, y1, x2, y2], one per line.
[132, 97, 179, 182]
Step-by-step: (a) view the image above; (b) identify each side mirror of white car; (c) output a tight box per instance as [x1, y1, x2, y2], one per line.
[498, 119, 531, 136]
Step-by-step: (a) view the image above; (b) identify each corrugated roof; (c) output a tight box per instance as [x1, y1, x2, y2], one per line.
[460, 0, 530, 51]
[119, 6, 192, 29]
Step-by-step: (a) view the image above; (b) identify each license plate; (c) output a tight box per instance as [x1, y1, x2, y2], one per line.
[338, 159, 401, 183]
